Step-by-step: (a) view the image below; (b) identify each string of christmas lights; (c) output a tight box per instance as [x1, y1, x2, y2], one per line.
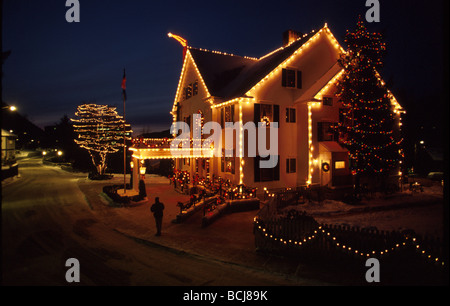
[254, 218, 445, 266]
[72, 103, 132, 175]
[335, 17, 402, 176]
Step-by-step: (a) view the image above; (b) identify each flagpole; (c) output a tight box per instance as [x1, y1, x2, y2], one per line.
[122, 69, 127, 195]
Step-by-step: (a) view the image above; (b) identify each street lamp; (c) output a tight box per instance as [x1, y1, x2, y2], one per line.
[2, 105, 16, 111]
[139, 166, 146, 180]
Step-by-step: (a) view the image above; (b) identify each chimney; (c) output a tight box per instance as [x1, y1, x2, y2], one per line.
[283, 30, 302, 46]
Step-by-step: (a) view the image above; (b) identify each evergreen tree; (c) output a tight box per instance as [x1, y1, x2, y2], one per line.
[336, 17, 401, 180]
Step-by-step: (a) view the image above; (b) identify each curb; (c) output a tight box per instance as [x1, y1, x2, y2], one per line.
[112, 228, 316, 284]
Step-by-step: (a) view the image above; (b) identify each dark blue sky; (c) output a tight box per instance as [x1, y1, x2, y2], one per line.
[2, 0, 445, 134]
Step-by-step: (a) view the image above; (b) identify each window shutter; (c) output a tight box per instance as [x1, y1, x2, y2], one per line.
[282, 69, 287, 87]
[290, 108, 296, 123]
[254, 157, 260, 182]
[273, 155, 280, 181]
[317, 122, 323, 142]
[254, 104, 260, 125]
[273, 104, 279, 124]
[286, 158, 290, 173]
[231, 104, 235, 123]
[297, 70, 302, 89]
[291, 158, 296, 173]
[220, 108, 224, 127]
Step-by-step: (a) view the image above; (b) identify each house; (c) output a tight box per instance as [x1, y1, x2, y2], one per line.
[1, 129, 19, 181]
[1, 129, 16, 164]
[130, 24, 403, 194]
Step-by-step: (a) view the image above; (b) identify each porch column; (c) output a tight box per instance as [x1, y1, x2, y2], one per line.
[132, 156, 140, 193]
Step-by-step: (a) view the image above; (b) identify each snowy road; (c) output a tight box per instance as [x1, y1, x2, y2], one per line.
[1, 157, 317, 286]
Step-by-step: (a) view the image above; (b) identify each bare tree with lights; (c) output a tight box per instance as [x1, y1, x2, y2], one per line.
[72, 103, 132, 176]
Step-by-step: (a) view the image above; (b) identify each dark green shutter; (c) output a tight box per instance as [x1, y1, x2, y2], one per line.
[273, 104, 279, 124]
[254, 157, 260, 182]
[254, 104, 260, 125]
[317, 122, 323, 142]
[282, 69, 287, 87]
[297, 70, 302, 89]
[231, 104, 235, 123]
[274, 155, 280, 181]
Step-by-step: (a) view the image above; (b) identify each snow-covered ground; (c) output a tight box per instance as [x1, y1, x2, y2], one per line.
[279, 181, 444, 239]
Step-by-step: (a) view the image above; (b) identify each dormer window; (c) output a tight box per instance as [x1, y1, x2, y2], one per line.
[282, 68, 302, 89]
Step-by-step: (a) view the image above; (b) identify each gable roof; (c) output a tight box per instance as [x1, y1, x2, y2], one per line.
[188, 48, 256, 98]
[188, 30, 317, 101]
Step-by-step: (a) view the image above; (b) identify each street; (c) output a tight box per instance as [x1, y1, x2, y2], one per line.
[1, 157, 317, 286]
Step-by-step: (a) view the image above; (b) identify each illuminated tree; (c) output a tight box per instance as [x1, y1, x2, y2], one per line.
[72, 103, 132, 176]
[336, 17, 401, 179]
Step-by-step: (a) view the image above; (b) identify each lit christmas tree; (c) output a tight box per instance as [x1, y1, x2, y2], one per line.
[72, 103, 132, 176]
[336, 17, 401, 181]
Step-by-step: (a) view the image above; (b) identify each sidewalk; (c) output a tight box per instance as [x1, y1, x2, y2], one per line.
[78, 175, 270, 270]
[77, 174, 445, 280]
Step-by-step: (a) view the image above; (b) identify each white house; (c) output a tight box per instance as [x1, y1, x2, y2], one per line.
[130, 24, 403, 193]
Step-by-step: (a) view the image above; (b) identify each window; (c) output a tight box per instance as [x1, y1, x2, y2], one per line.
[260, 104, 272, 127]
[323, 96, 333, 106]
[254, 103, 279, 127]
[185, 84, 192, 99]
[286, 158, 296, 173]
[221, 105, 234, 127]
[221, 149, 235, 174]
[193, 80, 198, 96]
[286, 108, 296, 123]
[317, 122, 337, 142]
[335, 161, 346, 169]
[182, 80, 199, 100]
[254, 155, 280, 182]
[282, 68, 302, 89]
[184, 115, 191, 126]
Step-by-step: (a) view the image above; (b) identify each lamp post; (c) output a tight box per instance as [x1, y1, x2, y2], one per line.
[121, 69, 127, 194]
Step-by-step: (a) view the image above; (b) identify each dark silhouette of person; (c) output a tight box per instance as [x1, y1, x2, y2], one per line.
[150, 197, 165, 236]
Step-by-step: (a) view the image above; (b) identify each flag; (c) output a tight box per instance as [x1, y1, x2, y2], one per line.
[122, 69, 127, 100]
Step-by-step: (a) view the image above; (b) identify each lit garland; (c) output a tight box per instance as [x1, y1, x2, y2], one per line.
[254, 218, 445, 265]
[72, 103, 132, 175]
[239, 102, 244, 184]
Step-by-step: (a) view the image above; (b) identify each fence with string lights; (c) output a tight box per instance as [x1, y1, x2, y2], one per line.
[254, 195, 445, 268]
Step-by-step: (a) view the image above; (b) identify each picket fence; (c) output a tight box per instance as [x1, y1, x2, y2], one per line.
[254, 194, 445, 268]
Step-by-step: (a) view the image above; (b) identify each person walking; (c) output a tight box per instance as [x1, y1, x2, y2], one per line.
[150, 197, 164, 236]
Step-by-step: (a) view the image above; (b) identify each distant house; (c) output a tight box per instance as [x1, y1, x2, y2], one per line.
[418, 147, 443, 177]
[1, 129, 16, 164]
[130, 25, 403, 192]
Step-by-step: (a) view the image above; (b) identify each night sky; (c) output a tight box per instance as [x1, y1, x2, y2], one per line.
[2, 0, 446, 135]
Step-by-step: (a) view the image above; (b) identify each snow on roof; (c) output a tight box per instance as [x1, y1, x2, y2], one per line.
[188, 30, 317, 101]
[1, 129, 17, 137]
